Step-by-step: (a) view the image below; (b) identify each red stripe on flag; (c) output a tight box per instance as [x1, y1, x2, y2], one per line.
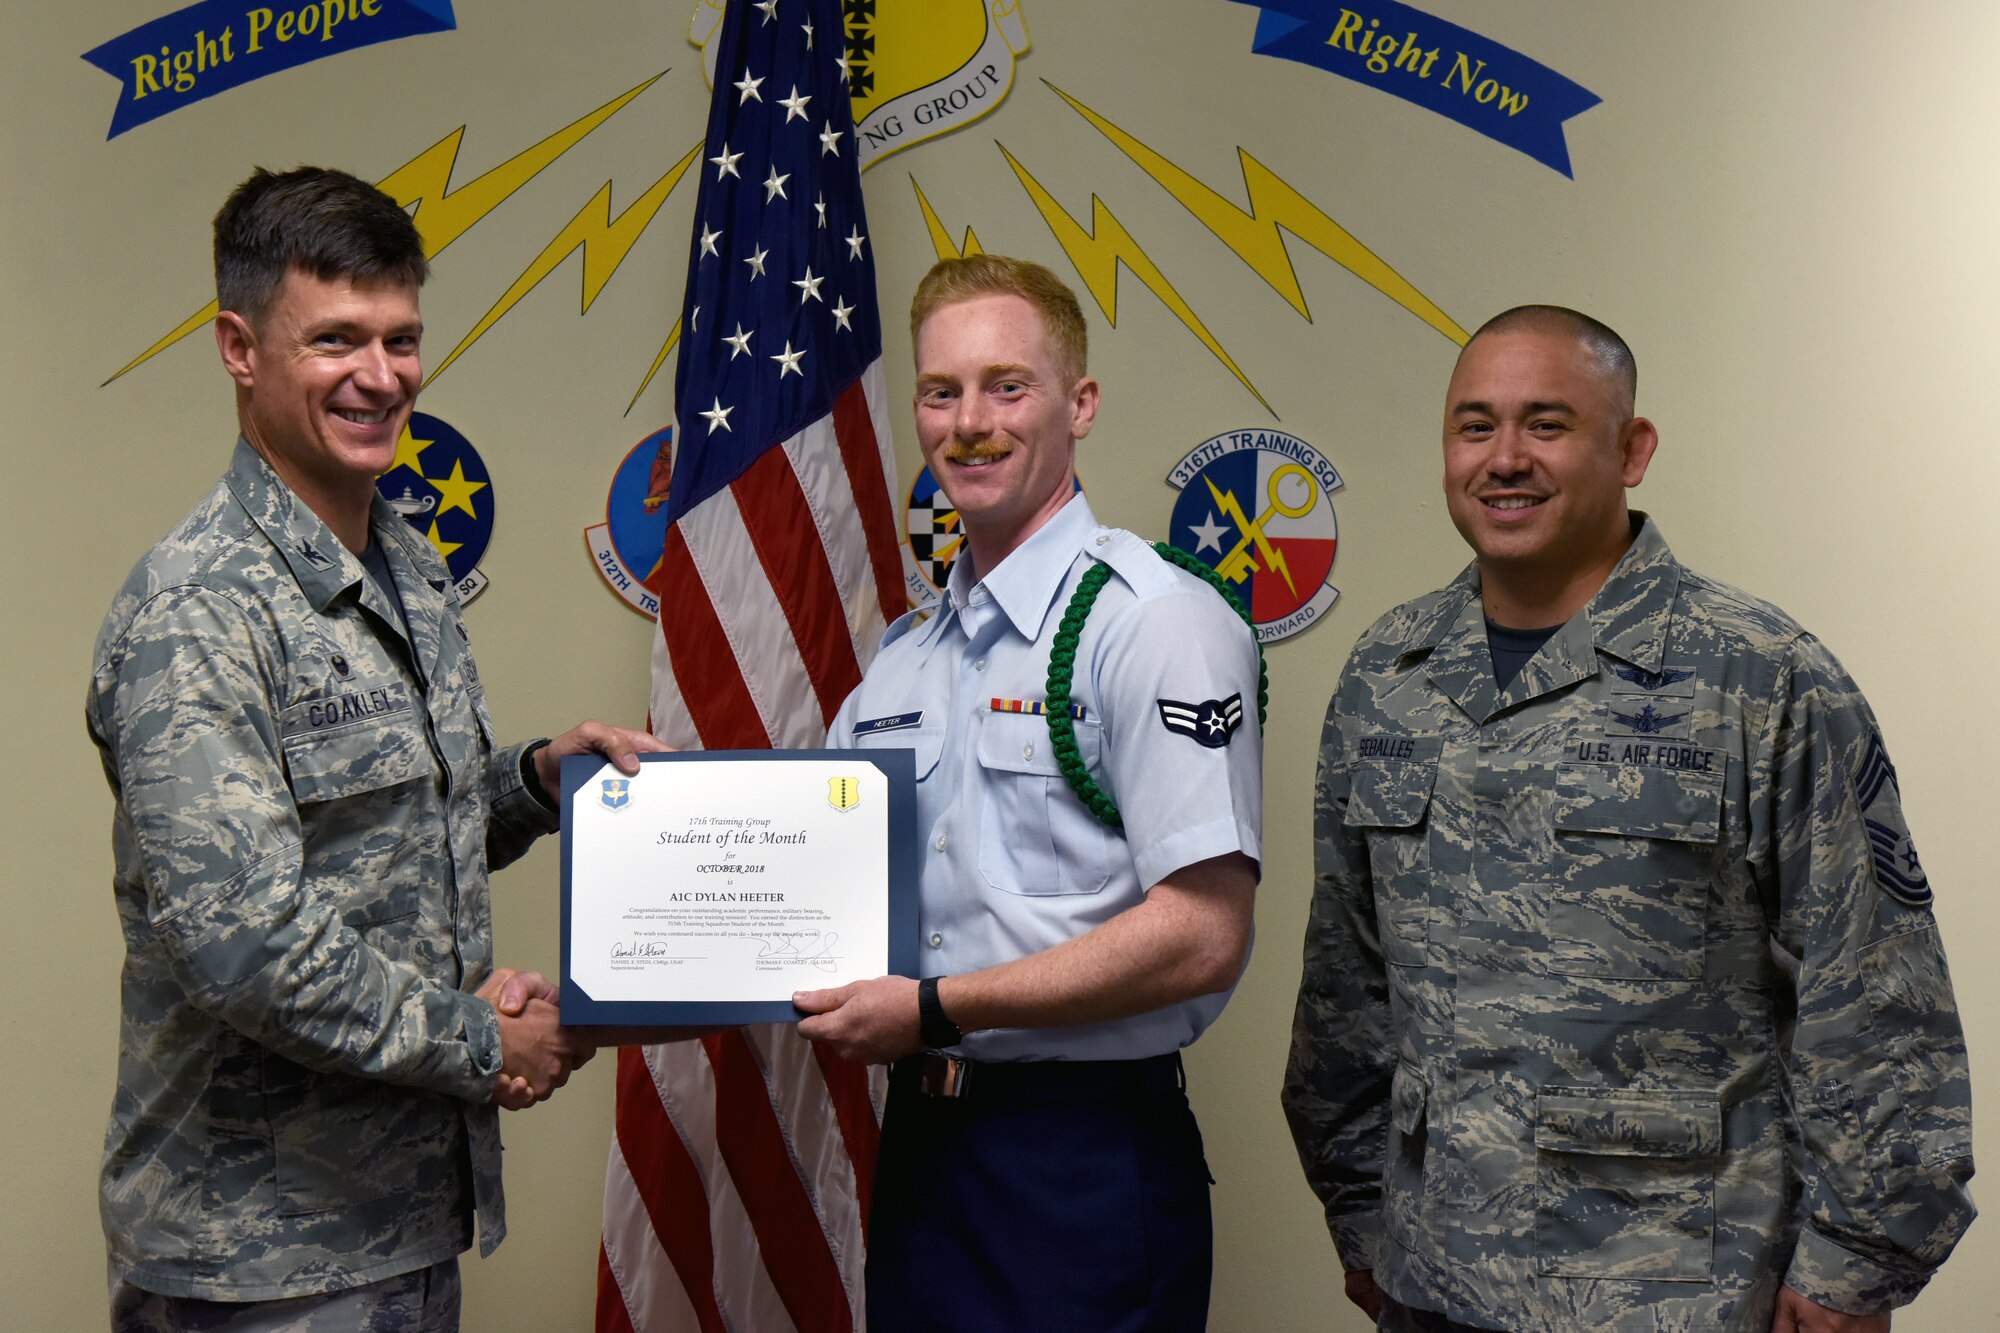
[595, 1244, 638, 1333]
[811, 1042, 880, 1228]
[731, 448, 864, 726]
[831, 378, 906, 620]
[657, 526, 771, 749]
[706, 1031, 855, 1333]
[612, 1047, 728, 1333]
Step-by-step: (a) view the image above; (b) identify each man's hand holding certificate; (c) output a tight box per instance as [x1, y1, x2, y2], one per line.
[560, 751, 918, 1026]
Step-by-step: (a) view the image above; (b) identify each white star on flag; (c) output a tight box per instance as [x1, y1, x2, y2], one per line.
[793, 266, 825, 304]
[779, 85, 811, 122]
[723, 323, 753, 359]
[698, 223, 722, 258]
[734, 72, 764, 103]
[844, 226, 866, 260]
[709, 142, 742, 179]
[771, 340, 806, 378]
[763, 165, 790, 201]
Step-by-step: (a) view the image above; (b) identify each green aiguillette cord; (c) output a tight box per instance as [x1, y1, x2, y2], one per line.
[1044, 542, 1268, 829]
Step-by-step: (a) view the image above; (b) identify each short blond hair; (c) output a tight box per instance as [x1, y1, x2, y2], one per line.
[910, 254, 1088, 386]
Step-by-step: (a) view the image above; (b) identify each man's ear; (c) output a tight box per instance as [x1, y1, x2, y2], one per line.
[1068, 375, 1101, 442]
[215, 311, 258, 390]
[1619, 416, 1659, 488]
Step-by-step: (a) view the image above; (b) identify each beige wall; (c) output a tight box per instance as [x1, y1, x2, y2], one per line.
[7, 2, 1996, 1327]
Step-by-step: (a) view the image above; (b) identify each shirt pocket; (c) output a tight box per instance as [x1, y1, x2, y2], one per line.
[284, 712, 438, 935]
[261, 1052, 446, 1217]
[1345, 751, 1439, 966]
[851, 724, 946, 783]
[1383, 1061, 1430, 1252]
[1548, 762, 1722, 980]
[1534, 1085, 1719, 1281]
[975, 711, 1116, 896]
[284, 711, 435, 805]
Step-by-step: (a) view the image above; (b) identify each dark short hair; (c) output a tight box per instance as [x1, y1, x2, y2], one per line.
[213, 167, 427, 327]
[1465, 304, 1636, 411]
[911, 253, 1088, 386]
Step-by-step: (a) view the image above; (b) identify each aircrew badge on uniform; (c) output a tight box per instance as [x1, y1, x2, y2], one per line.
[1853, 733, 1932, 907]
[600, 778, 632, 812]
[375, 412, 496, 605]
[1165, 429, 1341, 643]
[1158, 694, 1243, 748]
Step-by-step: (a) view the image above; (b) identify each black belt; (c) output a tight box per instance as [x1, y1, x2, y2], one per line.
[889, 1051, 1185, 1101]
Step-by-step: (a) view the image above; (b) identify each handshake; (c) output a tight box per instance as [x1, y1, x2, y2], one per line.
[474, 966, 596, 1110]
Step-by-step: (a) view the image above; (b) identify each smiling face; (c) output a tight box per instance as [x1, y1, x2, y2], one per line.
[913, 292, 1098, 580]
[217, 267, 423, 544]
[1442, 325, 1657, 625]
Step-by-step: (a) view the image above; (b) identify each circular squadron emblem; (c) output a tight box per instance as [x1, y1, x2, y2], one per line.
[375, 412, 496, 604]
[1164, 429, 1341, 643]
[902, 464, 1082, 603]
[585, 426, 675, 619]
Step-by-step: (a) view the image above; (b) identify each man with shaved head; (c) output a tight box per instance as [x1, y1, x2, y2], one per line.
[1284, 307, 1974, 1332]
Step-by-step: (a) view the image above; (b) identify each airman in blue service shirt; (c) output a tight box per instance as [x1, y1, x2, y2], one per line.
[831, 492, 1262, 1062]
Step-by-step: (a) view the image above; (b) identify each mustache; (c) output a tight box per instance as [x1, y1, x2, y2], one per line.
[942, 441, 1010, 464]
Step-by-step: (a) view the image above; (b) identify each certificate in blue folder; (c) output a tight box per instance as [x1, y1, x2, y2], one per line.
[559, 749, 919, 1026]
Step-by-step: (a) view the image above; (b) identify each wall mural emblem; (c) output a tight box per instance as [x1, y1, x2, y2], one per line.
[1164, 429, 1340, 643]
[692, 0, 1030, 169]
[374, 411, 496, 604]
[84, 0, 458, 139]
[1226, 0, 1600, 176]
[901, 464, 1080, 605]
[587, 427, 676, 618]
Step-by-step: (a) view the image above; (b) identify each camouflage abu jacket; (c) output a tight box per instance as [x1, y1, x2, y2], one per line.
[87, 440, 558, 1301]
[1282, 517, 1973, 1331]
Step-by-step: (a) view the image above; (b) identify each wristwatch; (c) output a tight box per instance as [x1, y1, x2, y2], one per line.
[917, 976, 962, 1050]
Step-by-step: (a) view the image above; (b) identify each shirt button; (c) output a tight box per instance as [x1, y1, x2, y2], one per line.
[928, 932, 944, 949]
[1094, 534, 1109, 546]
[935, 833, 948, 852]
[974, 656, 988, 671]
[1022, 742, 1035, 760]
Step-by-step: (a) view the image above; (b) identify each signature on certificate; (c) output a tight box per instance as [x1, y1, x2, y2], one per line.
[748, 930, 841, 971]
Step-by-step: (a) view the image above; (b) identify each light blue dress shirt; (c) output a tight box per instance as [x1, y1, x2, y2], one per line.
[830, 494, 1262, 1061]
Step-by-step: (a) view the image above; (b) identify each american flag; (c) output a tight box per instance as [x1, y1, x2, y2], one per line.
[597, 1, 904, 1328]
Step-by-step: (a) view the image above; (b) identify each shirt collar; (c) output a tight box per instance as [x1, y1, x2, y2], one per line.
[941, 492, 1096, 643]
[1399, 513, 1678, 659]
[225, 437, 364, 613]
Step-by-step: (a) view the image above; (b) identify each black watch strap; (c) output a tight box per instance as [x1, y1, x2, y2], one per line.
[917, 976, 962, 1050]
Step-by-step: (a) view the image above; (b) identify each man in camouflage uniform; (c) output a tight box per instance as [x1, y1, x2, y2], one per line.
[88, 167, 662, 1330]
[1283, 306, 1973, 1333]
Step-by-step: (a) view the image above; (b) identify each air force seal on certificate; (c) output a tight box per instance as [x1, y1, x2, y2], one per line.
[599, 778, 632, 812]
[828, 776, 862, 812]
[1165, 429, 1341, 644]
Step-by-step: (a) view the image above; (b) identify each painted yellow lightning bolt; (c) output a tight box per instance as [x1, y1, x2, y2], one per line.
[1204, 475, 1296, 595]
[105, 73, 665, 385]
[912, 176, 984, 259]
[997, 144, 1273, 417]
[1045, 82, 1466, 346]
[430, 140, 702, 386]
